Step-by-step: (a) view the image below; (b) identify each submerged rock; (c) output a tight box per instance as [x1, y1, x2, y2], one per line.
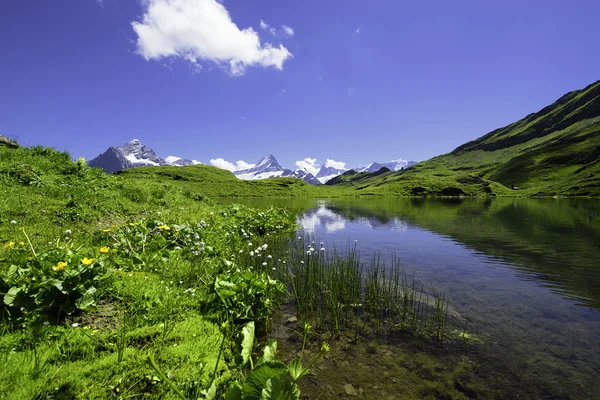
[344, 383, 358, 396]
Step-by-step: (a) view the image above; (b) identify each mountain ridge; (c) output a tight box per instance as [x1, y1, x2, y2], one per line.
[326, 79, 600, 196]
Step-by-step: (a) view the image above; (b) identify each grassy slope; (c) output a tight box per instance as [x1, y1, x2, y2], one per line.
[117, 164, 357, 198]
[328, 80, 600, 196]
[0, 145, 299, 399]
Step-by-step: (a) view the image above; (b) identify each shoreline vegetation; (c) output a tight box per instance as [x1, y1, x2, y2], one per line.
[1, 73, 599, 397]
[0, 144, 490, 399]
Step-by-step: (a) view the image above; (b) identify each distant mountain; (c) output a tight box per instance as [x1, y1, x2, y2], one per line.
[314, 159, 416, 184]
[233, 154, 285, 180]
[282, 169, 321, 185]
[356, 159, 417, 173]
[88, 139, 200, 173]
[325, 166, 391, 185]
[164, 156, 201, 167]
[233, 154, 320, 185]
[315, 165, 348, 184]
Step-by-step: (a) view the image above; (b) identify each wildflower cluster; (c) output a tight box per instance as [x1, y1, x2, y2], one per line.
[1, 233, 110, 323]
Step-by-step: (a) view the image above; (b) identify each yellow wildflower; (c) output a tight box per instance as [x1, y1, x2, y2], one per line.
[158, 225, 170, 231]
[19, 241, 25, 246]
[53, 261, 68, 271]
[100, 246, 110, 253]
[3, 241, 15, 249]
[81, 257, 95, 265]
[103, 229, 111, 233]
[129, 223, 136, 227]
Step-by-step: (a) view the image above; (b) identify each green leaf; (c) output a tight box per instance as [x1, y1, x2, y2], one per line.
[287, 359, 306, 381]
[4, 286, 22, 306]
[260, 376, 300, 400]
[242, 362, 288, 400]
[257, 340, 277, 366]
[224, 381, 243, 400]
[235, 321, 255, 368]
[76, 292, 95, 310]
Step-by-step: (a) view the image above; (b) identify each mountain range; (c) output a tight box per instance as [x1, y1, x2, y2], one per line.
[88, 140, 416, 185]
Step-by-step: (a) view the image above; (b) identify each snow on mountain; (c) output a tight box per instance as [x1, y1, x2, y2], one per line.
[281, 169, 321, 185]
[356, 159, 415, 173]
[233, 154, 284, 180]
[232, 155, 321, 185]
[165, 156, 202, 166]
[315, 164, 348, 184]
[89, 139, 200, 173]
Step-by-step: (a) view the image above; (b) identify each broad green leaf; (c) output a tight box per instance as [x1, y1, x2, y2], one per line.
[241, 361, 288, 400]
[260, 376, 300, 400]
[238, 321, 255, 367]
[224, 381, 243, 400]
[76, 292, 95, 310]
[257, 340, 277, 366]
[288, 359, 307, 381]
[4, 286, 22, 306]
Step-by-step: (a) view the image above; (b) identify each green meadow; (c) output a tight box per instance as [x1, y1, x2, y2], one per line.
[1, 144, 481, 399]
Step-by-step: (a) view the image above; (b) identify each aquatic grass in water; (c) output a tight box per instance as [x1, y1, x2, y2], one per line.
[280, 238, 454, 342]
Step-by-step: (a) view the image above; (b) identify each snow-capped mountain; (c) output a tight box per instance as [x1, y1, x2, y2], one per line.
[282, 169, 321, 185]
[315, 165, 348, 184]
[233, 154, 321, 185]
[88, 139, 200, 173]
[233, 154, 285, 180]
[164, 156, 201, 167]
[356, 159, 417, 173]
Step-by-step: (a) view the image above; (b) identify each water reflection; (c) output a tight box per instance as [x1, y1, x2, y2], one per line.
[227, 197, 600, 398]
[295, 198, 600, 310]
[298, 201, 408, 233]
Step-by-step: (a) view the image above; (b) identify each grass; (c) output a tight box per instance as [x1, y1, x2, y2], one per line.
[272, 240, 458, 342]
[0, 142, 471, 399]
[0, 144, 305, 398]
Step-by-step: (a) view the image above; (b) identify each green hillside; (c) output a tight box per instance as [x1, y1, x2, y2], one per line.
[328, 80, 600, 197]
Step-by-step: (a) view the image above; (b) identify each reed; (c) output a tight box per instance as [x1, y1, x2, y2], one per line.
[279, 237, 455, 343]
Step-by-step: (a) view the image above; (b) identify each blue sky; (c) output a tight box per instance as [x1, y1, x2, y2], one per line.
[1, 0, 599, 172]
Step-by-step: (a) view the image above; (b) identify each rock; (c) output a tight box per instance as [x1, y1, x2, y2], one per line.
[0, 135, 19, 148]
[286, 315, 298, 324]
[344, 383, 358, 396]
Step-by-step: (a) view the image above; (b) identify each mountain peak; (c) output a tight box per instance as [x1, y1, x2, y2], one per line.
[89, 140, 198, 173]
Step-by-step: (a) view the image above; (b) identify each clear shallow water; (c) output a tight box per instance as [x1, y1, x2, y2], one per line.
[225, 198, 600, 399]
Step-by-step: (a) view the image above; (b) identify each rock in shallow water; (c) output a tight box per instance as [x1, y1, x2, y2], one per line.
[344, 383, 358, 396]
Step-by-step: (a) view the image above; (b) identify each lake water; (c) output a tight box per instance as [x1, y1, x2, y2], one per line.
[225, 198, 600, 399]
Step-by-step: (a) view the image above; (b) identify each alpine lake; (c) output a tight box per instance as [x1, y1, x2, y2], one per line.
[222, 197, 600, 400]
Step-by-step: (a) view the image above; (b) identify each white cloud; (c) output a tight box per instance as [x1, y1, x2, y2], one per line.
[282, 25, 294, 37]
[235, 160, 255, 170]
[355, 28, 361, 34]
[132, 0, 293, 76]
[260, 19, 294, 38]
[210, 158, 255, 172]
[325, 159, 346, 170]
[295, 158, 319, 176]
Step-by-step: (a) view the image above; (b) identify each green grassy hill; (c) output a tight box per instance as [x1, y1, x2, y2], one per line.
[328, 80, 600, 197]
